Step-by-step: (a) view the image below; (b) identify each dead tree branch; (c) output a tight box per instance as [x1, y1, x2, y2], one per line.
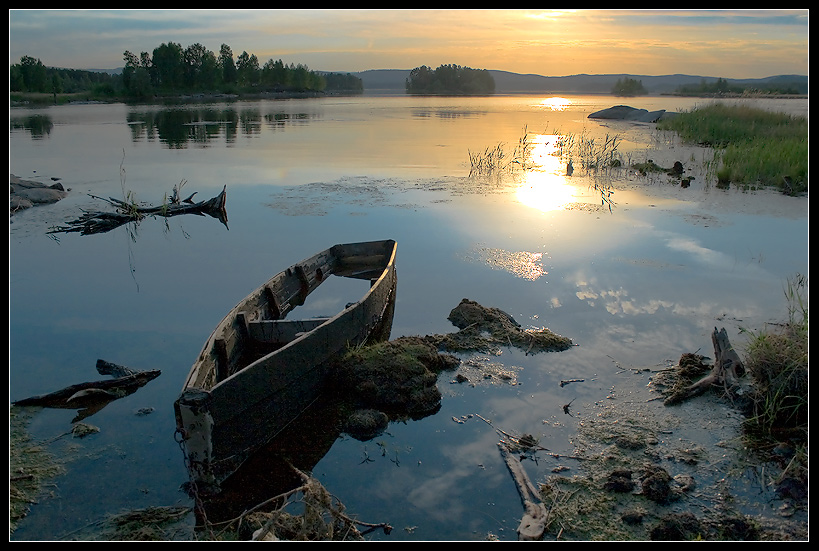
[48, 184, 227, 235]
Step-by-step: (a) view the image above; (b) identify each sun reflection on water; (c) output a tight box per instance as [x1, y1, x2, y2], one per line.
[539, 96, 572, 111]
[515, 133, 578, 212]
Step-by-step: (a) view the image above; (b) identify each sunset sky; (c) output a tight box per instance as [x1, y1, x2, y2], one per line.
[8, 9, 810, 79]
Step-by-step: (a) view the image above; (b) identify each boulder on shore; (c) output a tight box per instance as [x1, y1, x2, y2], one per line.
[588, 105, 675, 123]
[10, 174, 68, 212]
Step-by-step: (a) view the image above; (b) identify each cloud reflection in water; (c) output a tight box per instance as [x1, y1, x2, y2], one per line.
[464, 246, 547, 281]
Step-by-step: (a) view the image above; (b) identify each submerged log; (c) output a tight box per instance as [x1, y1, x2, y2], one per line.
[664, 327, 745, 406]
[12, 360, 161, 422]
[48, 184, 228, 235]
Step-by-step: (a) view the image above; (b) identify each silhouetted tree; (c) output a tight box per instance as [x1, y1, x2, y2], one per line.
[218, 44, 237, 86]
[236, 51, 260, 87]
[15, 56, 49, 92]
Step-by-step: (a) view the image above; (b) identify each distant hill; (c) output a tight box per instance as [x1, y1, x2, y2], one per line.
[352, 69, 808, 96]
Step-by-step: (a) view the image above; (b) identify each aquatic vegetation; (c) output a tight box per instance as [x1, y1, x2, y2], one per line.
[332, 336, 459, 419]
[553, 129, 621, 211]
[468, 125, 532, 176]
[657, 103, 808, 193]
[9, 408, 65, 534]
[468, 125, 620, 210]
[557, 129, 623, 171]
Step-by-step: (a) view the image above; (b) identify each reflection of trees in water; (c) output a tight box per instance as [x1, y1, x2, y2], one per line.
[126, 106, 316, 147]
[265, 111, 312, 128]
[11, 105, 316, 146]
[412, 108, 488, 120]
[9, 114, 54, 139]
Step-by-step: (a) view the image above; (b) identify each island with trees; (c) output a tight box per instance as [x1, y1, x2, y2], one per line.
[405, 64, 495, 95]
[611, 77, 647, 97]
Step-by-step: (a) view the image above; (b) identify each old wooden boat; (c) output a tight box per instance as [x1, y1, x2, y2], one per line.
[174, 239, 397, 493]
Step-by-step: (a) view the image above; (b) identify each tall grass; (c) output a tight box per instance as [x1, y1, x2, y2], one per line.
[741, 273, 808, 441]
[658, 103, 808, 193]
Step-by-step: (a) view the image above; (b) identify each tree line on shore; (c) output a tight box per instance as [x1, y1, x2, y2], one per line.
[610, 75, 805, 98]
[10, 55, 118, 97]
[14, 49, 804, 102]
[9, 42, 363, 100]
[671, 77, 805, 97]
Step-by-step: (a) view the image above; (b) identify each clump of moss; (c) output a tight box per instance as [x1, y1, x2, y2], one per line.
[331, 336, 459, 419]
[429, 298, 573, 354]
[631, 160, 670, 175]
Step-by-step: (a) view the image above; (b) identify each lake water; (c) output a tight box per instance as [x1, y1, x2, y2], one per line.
[9, 94, 809, 541]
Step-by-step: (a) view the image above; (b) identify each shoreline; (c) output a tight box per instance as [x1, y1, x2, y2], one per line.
[11, 90, 808, 109]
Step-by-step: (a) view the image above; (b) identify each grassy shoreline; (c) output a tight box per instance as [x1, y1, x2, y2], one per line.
[657, 103, 808, 194]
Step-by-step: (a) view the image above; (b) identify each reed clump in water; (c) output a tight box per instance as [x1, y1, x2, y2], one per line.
[556, 129, 623, 172]
[468, 125, 532, 177]
[469, 125, 622, 210]
[553, 129, 622, 211]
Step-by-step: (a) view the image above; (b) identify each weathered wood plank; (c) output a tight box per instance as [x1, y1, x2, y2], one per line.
[247, 317, 332, 344]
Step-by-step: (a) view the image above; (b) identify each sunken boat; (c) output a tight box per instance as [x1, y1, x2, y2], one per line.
[174, 239, 397, 493]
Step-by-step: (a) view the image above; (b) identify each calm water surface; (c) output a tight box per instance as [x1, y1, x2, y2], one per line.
[10, 95, 808, 540]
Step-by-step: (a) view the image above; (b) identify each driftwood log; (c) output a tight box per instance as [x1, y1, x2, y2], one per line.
[498, 442, 551, 540]
[48, 184, 227, 235]
[664, 327, 745, 406]
[12, 359, 160, 422]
